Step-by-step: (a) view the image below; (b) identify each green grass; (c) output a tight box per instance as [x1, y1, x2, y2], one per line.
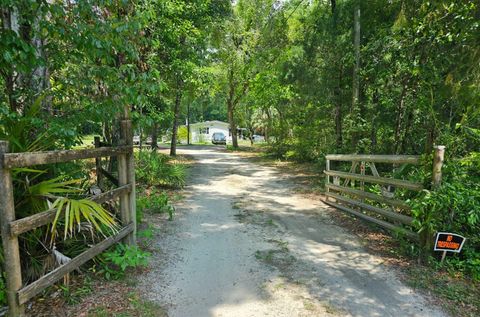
[74, 134, 96, 149]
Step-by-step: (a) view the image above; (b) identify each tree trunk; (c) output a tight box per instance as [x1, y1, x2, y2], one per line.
[400, 110, 413, 153]
[352, 5, 361, 109]
[227, 67, 238, 148]
[350, 4, 361, 149]
[331, 0, 342, 151]
[227, 100, 238, 148]
[334, 70, 343, 150]
[370, 91, 379, 152]
[151, 123, 158, 150]
[425, 121, 435, 154]
[31, 14, 52, 114]
[264, 111, 269, 143]
[187, 102, 190, 145]
[139, 107, 143, 151]
[170, 76, 183, 156]
[1, 6, 22, 114]
[265, 108, 272, 144]
[394, 78, 409, 154]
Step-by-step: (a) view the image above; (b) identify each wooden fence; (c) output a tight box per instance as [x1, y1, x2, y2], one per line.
[323, 147, 445, 241]
[0, 116, 136, 316]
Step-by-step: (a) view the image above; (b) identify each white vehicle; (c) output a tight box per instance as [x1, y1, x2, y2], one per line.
[252, 135, 265, 142]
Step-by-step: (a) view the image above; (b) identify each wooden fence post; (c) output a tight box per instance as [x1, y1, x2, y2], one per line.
[119, 106, 136, 245]
[94, 136, 102, 186]
[432, 145, 445, 189]
[325, 158, 330, 195]
[0, 141, 25, 316]
[124, 119, 136, 244]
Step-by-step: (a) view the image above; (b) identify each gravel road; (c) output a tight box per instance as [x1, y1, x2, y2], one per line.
[138, 146, 446, 317]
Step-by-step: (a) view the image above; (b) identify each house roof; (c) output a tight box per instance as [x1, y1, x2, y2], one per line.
[188, 120, 229, 127]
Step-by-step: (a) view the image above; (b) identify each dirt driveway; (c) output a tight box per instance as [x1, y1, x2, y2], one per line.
[138, 146, 446, 317]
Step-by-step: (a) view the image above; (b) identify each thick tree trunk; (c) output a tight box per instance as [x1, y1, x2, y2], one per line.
[170, 76, 183, 156]
[151, 123, 158, 150]
[227, 100, 238, 148]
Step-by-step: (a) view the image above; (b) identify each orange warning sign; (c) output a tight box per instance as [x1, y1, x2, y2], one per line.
[434, 232, 465, 253]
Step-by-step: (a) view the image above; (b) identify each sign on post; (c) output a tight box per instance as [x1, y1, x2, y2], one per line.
[434, 232, 466, 253]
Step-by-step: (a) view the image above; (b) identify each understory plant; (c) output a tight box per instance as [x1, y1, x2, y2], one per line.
[0, 103, 120, 283]
[97, 244, 151, 280]
[0, 273, 6, 306]
[410, 153, 480, 280]
[137, 189, 175, 221]
[135, 150, 186, 188]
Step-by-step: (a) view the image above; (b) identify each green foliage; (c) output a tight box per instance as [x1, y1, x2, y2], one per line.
[51, 197, 118, 241]
[177, 126, 188, 143]
[59, 276, 93, 305]
[410, 155, 480, 280]
[135, 151, 187, 188]
[0, 272, 6, 307]
[98, 244, 151, 280]
[137, 225, 157, 249]
[137, 225, 155, 241]
[137, 190, 175, 221]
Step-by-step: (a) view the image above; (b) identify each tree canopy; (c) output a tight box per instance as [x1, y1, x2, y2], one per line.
[1, 0, 479, 294]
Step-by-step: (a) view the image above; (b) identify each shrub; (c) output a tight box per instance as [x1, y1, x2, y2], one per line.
[410, 153, 480, 280]
[135, 151, 186, 188]
[98, 244, 151, 280]
[137, 190, 175, 221]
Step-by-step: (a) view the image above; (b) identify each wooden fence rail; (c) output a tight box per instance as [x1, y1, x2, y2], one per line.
[323, 148, 445, 243]
[0, 113, 136, 316]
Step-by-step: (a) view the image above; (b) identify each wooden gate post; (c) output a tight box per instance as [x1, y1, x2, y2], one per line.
[420, 145, 446, 262]
[0, 141, 25, 316]
[432, 145, 445, 189]
[119, 107, 136, 245]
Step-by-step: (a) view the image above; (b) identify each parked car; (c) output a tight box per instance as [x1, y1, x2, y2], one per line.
[252, 134, 265, 142]
[212, 132, 226, 145]
[133, 135, 152, 145]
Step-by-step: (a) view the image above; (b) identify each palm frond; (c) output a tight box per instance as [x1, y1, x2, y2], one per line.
[28, 177, 83, 196]
[51, 197, 118, 241]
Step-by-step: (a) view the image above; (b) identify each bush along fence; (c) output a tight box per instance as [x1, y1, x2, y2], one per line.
[323, 146, 445, 250]
[0, 112, 136, 316]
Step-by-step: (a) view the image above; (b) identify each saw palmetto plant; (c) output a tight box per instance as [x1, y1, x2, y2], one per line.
[1, 99, 119, 282]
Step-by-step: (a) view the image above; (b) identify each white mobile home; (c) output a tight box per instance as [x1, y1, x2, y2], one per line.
[185, 120, 246, 143]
